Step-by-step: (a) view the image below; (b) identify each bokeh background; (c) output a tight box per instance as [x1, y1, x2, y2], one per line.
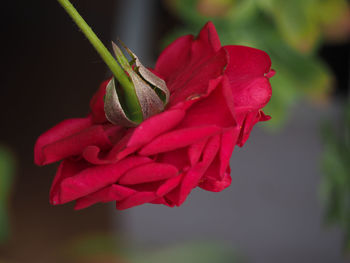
[1, 0, 350, 262]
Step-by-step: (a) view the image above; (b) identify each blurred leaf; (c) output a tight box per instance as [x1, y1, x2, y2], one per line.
[61, 235, 243, 263]
[316, 0, 350, 26]
[166, 0, 259, 28]
[321, 103, 350, 252]
[0, 146, 15, 243]
[258, 0, 321, 53]
[130, 242, 242, 263]
[61, 234, 125, 262]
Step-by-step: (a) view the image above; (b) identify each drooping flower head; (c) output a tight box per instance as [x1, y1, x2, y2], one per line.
[34, 22, 274, 210]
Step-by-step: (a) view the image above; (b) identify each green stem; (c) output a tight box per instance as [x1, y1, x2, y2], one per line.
[57, 0, 142, 123]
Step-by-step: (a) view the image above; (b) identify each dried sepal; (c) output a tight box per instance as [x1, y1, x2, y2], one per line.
[104, 77, 139, 127]
[104, 42, 170, 127]
[128, 69, 165, 120]
[118, 41, 169, 105]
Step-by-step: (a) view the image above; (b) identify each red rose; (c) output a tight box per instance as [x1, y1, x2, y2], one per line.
[34, 22, 274, 210]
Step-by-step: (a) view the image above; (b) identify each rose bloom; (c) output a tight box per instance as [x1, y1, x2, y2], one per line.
[34, 22, 274, 210]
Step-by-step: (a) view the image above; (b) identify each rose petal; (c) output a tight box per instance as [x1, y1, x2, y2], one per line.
[138, 126, 221, 156]
[84, 108, 186, 164]
[74, 184, 136, 210]
[219, 127, 240, 175]
[118, 163, 178, 185]
[89, 79, 109, 123]
[224, 45, 271, 81]
[178, 134, 221, 205]
[127, 109, 186, 148]
[188, 138, 208, 166]
[155, 22, 221, 82]
[35, 118, 93, 165]
[58, 156, 152, 204]
[116, 192, 158, 210]
[167, 48, 228, 107]
[224, 45, 272, 110]
[199, 166, 232, 192]
[50, 159, 88, 205]
[156, 174, 184, 196]
[178, 76, 236, 129]
[232, 77, 272, 111]
[237, 110, 261, 147]
[157, 148, 190, 171]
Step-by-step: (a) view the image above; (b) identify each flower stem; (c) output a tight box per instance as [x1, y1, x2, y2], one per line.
[57, 0, 142, 123]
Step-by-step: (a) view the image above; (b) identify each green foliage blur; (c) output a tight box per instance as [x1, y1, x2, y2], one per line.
[163, 0, 350, 128]
[321, 103, 350, 252]
[0, 146, 15, 244]
[130, 242, 241, 263]
[61, 234, 241, 263]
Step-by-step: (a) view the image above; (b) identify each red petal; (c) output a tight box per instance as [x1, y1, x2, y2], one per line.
[155, 35, 193, 81]
[127, 109, 186, 148]
[138, 126, 221, 156]
[89, 79, 110, 124]
[167, 48, 228, 107]
[199, 166, 232, 192]
[157, 174, 184, 196]
[178, 76, 236, 129]
[178, 134, 221, 205]
[155, 22, 221, 81]
[156, 147, 190, 171]
[224, 45, 271, 81]
[116, 192, 158, 210]
[188, 138, 208, 166]
[74, 184, 136, 210]
[118, 163, 178, 185]
[224, 45, 272, 111]
[219, 127, 240, 175]
[58, 156, 152, 204]
[34, 117, 106, 165]
[50, 159, 89, 205]
[237, 110, 261, 147]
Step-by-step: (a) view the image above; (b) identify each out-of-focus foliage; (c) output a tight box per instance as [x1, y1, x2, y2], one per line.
[163, 0, 350, 128]
[61, 234, 126, 263]
[321, 103, 350, 252]
[0, 146, 15, 244]
[62, 235, 241, 263]
[131, 242, 241, 263]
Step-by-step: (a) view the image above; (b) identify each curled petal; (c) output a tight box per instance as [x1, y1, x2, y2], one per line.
[90, 79, 109, 123]
[75, 184, 136, 210]
[155, 21, 221, 81]
[34, 118, 111, 165]
[127, 109, 186, 148]
[199, 166, 232, 192]
[219, 127, 240, 175]
[156, 174, 184, 197]
[237, 110, 262, 147]
[138, 126, 221, 156]
[224, 45, 272, 110]
[177, 134, 221, 205]
[50, 159, 88, 205]
[116, 192, 158, 210]
[57, 156, 152, 204]
[118, 163, 178, 185]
